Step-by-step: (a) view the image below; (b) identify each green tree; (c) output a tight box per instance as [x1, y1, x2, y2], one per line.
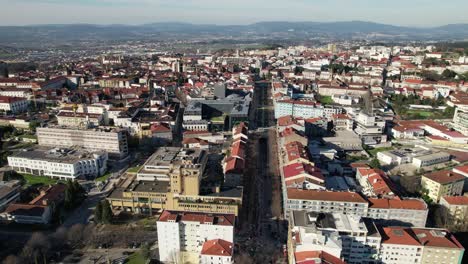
[94, 201, 103, 223]
[441, 69, 457, 80]
[369, 158, 382, 169]
[101, 200, 113, 224]
[28, 120, 41, 132]
[64, 188, 73, 210]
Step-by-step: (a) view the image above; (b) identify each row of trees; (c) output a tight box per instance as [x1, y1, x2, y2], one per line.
[2, 224, 94, 264]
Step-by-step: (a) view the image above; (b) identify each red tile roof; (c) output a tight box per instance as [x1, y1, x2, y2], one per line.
[295, 251, 345, 264]
[380, 227, 421, 246]
[0, 96, 26, 104]
[442, 196, 468, 205]
[368, 198, 427, 210]
[412, 229, 464, 249]
[287, 189, 367, 203]
[423, 170, 465, 185]
[201, 239, 233, 257]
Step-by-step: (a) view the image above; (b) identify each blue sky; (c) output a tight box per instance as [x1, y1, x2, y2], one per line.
[1, 0, 467, 26]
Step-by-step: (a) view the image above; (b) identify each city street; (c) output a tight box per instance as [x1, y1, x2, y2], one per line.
[238, 81, 286, 263]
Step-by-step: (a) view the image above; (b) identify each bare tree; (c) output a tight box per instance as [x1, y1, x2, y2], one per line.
[21, 232, 51, 264]
[67, 224, 85, 248]
[234, 253, 255, 264]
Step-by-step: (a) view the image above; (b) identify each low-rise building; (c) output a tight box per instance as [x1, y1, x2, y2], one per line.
[376, 147, 450, 168]
[8, 147, 108, 180]
[0, 96, 28, 114]
[200, 239, 234, 264]
[0, 180, 21, 211]
[0, 184, 66, 224]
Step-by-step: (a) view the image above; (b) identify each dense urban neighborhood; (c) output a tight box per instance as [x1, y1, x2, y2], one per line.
[0, 39, 467, 264]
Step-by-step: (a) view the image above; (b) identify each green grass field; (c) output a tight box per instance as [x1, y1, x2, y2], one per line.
[126, 252, 147, 264]
[127, 166, 142, 173]
[21, 173, 59, 186]
[320, 95, 334, 105]
[95, 172, 112, 182]
[368, 147, 394, 157]
[406, 110, 434, 117]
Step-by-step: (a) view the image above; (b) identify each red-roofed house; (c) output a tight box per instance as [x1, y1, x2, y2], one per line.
[200, 239, 233, 264]
[283, 163, 325, 190]
[294, 250, 345, 264]
[356, 168, 397, 198]
[283, 141, 313, 166]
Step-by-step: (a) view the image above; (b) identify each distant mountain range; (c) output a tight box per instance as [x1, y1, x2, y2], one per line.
[1, 21, 468, 45]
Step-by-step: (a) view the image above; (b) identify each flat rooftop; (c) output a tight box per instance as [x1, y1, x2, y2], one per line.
[11, 147, 105, 163]
[127, 180, 170, 193]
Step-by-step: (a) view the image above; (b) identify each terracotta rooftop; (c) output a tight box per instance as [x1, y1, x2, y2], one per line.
[368, 198, 427, 210]
[423, 170, 465, 185]
[287, 189, 367, 203]
[441, 196, 468, 205]
[158, 210, 235, 226]
[201, 239, 233, 257]
[295, 250, 345, 264]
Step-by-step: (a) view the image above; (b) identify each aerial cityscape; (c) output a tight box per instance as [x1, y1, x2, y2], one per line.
[0, 1, 468, 264]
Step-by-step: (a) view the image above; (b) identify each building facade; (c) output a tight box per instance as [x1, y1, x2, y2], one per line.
[157, 210, 234, 263]
[8, 147, 108, 179]
[37, 127, 128, 159]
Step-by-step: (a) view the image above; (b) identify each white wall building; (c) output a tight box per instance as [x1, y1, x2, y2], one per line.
[37, 127, 128, 159]
[0, 96, 29, 114]
[8, 147, 108, 179]
[157, 211, 235, 263]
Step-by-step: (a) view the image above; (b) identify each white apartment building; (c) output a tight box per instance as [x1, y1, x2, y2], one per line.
[274, 100, 324, 119]
[37, 127, 128, 159]
[379, 227, 464, 264]
[286, 189, 369, 217]
[291, 211, 381, 264]
[8, 147, 108, 180]
[376, 148, 450, 168]
[379, 227, 423, 264]
[367, 198, 428, 227]
[0, 96, 29, 114]
[452, 109, 468, 136]
[157, 211, 235, 263]
[412, 152, 451, 168]
[286, 189, 429, 227]
[0, 88, 32, 98]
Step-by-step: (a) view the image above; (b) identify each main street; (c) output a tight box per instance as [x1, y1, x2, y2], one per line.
[238, 81, 286, 263]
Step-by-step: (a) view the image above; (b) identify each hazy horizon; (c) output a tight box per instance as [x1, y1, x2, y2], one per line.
[1, 0, 468, 27]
